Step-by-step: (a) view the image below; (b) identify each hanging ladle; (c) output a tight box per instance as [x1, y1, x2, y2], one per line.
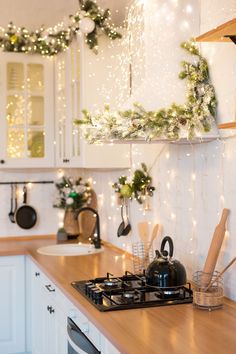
[8, 184, 15, 223]
[122, 202, 131, 236]
[117, 202, 125, 237]
[117, 200, 131, 237]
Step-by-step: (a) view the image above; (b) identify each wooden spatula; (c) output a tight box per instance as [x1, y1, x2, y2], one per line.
[138, 222, 149, 243]
[149, 224, 160, 248]
[144, 224, 161, 260]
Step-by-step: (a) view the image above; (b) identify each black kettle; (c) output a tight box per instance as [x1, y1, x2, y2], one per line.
[146, 236, 187, 288]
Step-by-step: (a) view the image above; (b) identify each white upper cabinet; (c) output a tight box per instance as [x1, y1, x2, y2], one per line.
[0, 35, 130, 169]
[0, 52, 54, 168]
[55, 35, 130, 169]
[54, 41, 83, 167]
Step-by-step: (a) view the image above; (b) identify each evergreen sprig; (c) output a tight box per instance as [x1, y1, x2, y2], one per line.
[112, 163, 155, 204]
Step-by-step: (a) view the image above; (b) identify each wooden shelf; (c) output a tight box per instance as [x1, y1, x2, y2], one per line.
[196, 17, 236, 42]
[218, 122, 236, 129]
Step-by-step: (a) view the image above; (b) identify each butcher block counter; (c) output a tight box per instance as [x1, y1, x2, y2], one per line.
[1, 236, 236, 354]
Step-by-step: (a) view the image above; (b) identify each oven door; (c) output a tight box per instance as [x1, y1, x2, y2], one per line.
[67, 317, 100, 354]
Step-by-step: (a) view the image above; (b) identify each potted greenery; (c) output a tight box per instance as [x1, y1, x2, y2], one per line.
[54, 176, 92, 239]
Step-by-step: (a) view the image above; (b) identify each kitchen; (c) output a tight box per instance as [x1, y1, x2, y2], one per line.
[1, 0, 236, 353]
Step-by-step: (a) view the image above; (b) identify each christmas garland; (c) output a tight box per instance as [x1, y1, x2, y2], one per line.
[112, 163, 155, 204]
[0, 0, 122, 56]
[76, 40, 217, 142]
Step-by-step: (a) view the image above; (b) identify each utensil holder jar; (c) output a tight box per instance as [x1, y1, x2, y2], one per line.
[132, 242, 154, 273]
[192, 271, 223, 311]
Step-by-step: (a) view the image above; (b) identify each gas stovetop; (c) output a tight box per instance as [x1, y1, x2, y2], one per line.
[71, 271, 193, 312]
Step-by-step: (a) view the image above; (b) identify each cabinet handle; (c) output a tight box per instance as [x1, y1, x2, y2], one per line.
[35, 272, 40, 277]
[63, 158, 70, 163]
[45, 284, 55, 292]
[47, 305, 55, 314]
[0, 160, 5, 164]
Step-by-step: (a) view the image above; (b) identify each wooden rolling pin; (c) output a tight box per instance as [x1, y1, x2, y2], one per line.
[201, 208, 230, 287]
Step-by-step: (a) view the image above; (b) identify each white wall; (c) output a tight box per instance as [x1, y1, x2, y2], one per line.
[83, 0, 236, 301]
[0, 169, 87, 237]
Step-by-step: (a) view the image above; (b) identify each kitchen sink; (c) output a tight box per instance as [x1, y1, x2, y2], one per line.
[37, 243, 104, 256]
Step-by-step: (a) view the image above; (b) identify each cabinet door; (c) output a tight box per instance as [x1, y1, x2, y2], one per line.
[79, 34, 131, 169]
[31, 266, 45, 354]
[54, 300, 68, 354]
[0, 53, 54, 168]
[55, 42, 83, 167]
[0, 256, 25, 354]
[55, 38, 130, 169]
[30, 261, 68, 354]
[100, 335, 121, 354]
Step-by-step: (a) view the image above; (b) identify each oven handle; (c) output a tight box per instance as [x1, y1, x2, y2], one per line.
[67, 317, 100, 354]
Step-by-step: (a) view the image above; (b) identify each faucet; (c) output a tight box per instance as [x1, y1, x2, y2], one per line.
[77, 207, 101, 249]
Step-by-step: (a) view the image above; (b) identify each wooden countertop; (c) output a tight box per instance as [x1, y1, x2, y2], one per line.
[1, 236, 236, 354]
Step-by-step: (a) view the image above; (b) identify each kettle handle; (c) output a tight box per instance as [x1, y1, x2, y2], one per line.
[160, 236, 174, 257]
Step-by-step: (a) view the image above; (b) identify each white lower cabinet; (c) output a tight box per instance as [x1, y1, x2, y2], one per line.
[0, 256, 26, 354]
[101, 335, 121, 354]
[29, 260, 121, 354]
[30, 261, 65, 354]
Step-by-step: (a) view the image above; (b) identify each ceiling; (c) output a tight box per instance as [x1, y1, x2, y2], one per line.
[0, 0, 133, 29]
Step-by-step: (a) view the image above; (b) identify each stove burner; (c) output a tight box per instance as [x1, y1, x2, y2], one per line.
[122, 291, 136, 303]
[71, 271, 193, 312]
[123, 292, 135, 299]
[104, 278, 121, 288]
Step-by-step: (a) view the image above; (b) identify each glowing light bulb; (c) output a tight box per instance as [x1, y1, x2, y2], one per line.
[186, 5, 193, 13]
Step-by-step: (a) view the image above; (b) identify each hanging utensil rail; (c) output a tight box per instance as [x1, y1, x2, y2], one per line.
[0, 181, 54, 185]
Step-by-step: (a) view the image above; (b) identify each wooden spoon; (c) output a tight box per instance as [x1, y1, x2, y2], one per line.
[204, 257, 236, 292]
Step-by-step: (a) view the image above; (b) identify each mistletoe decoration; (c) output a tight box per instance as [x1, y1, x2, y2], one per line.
[54, 176, 92, 212]
[76, 39, 217, 142]
[0, 0, 122, 56]
[112, 163, 155, 204]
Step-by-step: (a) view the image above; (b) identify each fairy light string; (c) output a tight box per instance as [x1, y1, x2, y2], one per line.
[0, 0, 122, 56]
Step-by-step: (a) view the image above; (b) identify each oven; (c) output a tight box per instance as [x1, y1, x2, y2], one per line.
[67, 317, 100, 354]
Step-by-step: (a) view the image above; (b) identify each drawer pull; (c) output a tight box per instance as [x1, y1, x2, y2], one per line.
[45, 284, 55, 292]
[35, 272, 40, 277]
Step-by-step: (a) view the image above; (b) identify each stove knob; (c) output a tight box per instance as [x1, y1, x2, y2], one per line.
[90, 287, 100, 301]
[93, 290, 103, 304]
[87, 284, 97, 298]
[85, 282, 93, 295]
